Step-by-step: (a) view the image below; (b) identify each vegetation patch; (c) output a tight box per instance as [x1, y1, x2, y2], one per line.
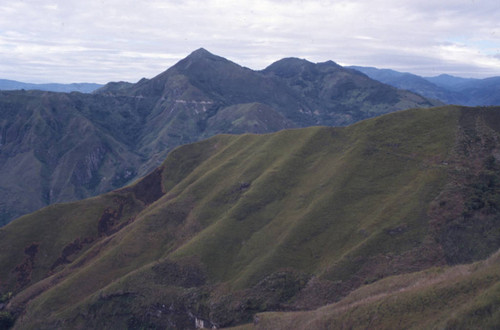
[432, 108, 500, 264]
[50, 237, 94, 270]
[0, 311, 14, 329]
[13, 243, 39, 289]
[152, 258, 206, 288]
[122, 167, 165, 205]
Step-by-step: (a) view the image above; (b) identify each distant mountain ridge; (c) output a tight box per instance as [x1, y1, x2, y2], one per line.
[424, 73, 479, 90]
[349, 66, 500, 106]
[0, 48, 440, 225]
[0, 79, 103, 93]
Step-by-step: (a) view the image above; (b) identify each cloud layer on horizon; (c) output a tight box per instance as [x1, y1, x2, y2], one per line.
[1, 0, 499, 83]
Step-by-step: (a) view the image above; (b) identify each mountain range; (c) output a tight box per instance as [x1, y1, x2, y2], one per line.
[5, 59, 499, 107]
[4, 62, 499, 108]
[1, 105, 499, 328]
[350, 66, 500, 106]
[0, 48, 440, 226]
[0, 79, 103, 94]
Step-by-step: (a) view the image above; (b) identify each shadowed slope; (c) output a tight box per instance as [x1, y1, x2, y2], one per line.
[0, 90, 143, 225]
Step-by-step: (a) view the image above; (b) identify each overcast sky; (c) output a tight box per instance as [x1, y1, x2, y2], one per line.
[1, 0, 500, 83]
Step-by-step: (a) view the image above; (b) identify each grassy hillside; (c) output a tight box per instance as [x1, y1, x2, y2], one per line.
[248, 250, 500, 329]
[1, 106, 500, 328]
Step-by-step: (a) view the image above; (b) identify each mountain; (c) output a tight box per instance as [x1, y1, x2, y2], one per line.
[1, 105, 499, 328]
[423, 74, 500, 106]
[259, 57, 441, 126]
[453, 76, 500, 106]
[348, 66, 462, 103]
[0, 79, 103, 93]
[350, 66, 500, 106]
[93, 81, 134, 94]
[0, 49, 441, 226]
[424, 73, 479, 91]
[0, 90, 145, 225]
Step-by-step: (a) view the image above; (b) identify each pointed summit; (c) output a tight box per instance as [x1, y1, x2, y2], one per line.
[318, 60, 341, 69]
[189, 47, 213, 57]
[182, 47, 228, 63]
[170, 48, 235, 74]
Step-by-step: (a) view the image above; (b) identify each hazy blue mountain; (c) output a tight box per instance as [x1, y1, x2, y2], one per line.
[350, 66, 500, 106]
[92, 81, 134, 94]
[424, 74, 479, 91]
[348, 66, 460, 103]
[454, 76, 500, 105]
[0, 79, 103, 93]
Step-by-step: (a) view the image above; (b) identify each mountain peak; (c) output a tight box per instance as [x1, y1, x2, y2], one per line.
[435, 74, 457, 79]
[262, 57, 344, 80]
[171, 48, 231, 71]
[189, 47, 213, 57]
[184, 48, 228, 62]
[262, 57, 314, 76]
[270, 57, 314, 67]
[317, 60, 341, 69]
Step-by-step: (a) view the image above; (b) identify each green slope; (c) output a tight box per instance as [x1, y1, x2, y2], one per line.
[249, 250, 500, 329]
[1, 106, 500, 328]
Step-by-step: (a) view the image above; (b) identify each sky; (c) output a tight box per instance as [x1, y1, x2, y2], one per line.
[1, 0, 500, 83]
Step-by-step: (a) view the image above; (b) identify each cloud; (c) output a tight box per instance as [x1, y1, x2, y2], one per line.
[1, 0, 499, 83]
